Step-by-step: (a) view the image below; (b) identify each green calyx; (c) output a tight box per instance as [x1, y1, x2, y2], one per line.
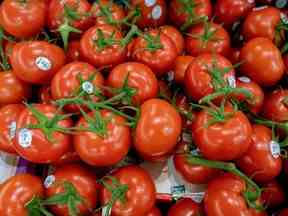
[26, 196, 53, 216]
[0, 27, 13, 71]
[142, 32, 163, 52]
[94, 29, 119, 52]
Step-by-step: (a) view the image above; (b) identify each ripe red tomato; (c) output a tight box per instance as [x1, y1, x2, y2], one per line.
[13, 104, 73, 164]
[160, 25, 184, 55]
[74, 110, 131, 167]
[107, 62, 158, 105]
[0, 0, 46, 38]
[45, 163, 98, 216]
[168, 198, 201, 216]
[38, 85, 53, 105]
[0, 71, 31, 106]
[0, 174, 44, 215]
[239, 37, 284, 87]
[172, 56, 194, 85]
[66, 40, 82, 63]
[147, 206, 162, 216]
[236, 125, 282, 183]
[131, 29, 178, 77]
[0, 104, 25, 154]
[260, 180, 286, 208]
[10, 41, 66, 85]
[279, 208, 288, 216]
[52, 147, 81, 165]
[262, 89, 288, 122]
[185, 22, 231, 57]
[134, 99, 182, 161]
[192, 106, 252, 161]
[100, 165, 156, 216]
[80, 24, 127, 68]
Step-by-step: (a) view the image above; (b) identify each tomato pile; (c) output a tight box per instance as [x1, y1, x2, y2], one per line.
[0, 0, 288, 215]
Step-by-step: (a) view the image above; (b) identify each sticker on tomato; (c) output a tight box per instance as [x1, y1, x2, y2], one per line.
[270, 141, 281, 159]
[238, 76, 251, 83]
[227, 76, 236, 88]
[44, 175, 56, 189]
[145, 0, 156, 7]
[35, 56, 52, 71]
[8, 121, 17, 140]
[18, 128, 32, 148]
[82, 81, 94, 94]
[151, 5, 162, 20]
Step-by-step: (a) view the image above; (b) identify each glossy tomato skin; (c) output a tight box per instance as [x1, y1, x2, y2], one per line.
[146, 206, 162, 216]
[0, 174, 44, 216]
[66, 40, 82, 63]
[184, 53, 235, 102]
[11, 41, 66, 85]
[80, 24, 127, 68]
[131, 29, 178, 77]
[0, 104, 25, 154]
[134, 99, 182, 161]
[239, 37, 284, 87]
[279, 209, 288, 216]
[236, 125, 282, 183]
[45, 164, 98, 216]
[262, 89, 288, 122]
[168, 198, 201, 216]
[185, 22, 231, 57]
[0, 71, 31, 106]
[100, 165, 156, 216]
[192, 107, 252, 161]
[107, 62, 158, 105]
[74, 110, 131, 167]
[0, 0, 46, 38]
[172, 55, 194, 85]
[13, 104, 73, 164]
[160, 25, 184, 55]
[260, 180, 286, 208]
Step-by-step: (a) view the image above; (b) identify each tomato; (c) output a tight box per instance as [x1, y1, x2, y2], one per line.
[38, 85, 53, 105]
[236, 125, 282, 183]
[279, 209, 288, 216]
[45, 163, 98, 216]
[0, 71, 31, 106]
[239, 37, 284, 87]
[160, 25, 184, 55]
[0, 0, 46, 38]
[0, 174, 44, 216]
[262, 89, 288, 122]
[0, 104, 25, 154]
[53, 148, 81, 165]
[169, 0, 212, 28]
[66, 40, 82, 63]
[107, 62, 158, 105]
[168, 198, 201, 216]
[175, 94, 194, 129]
[131, 29, 178, 77]
[260, 180, 285, 208]
[134, 99, 182, 161]
[130, 0, 167, 29]
[74, 110, 131, 167]
[284, 54, 288, 71]
[214, 0, 254, 26]
[242, 7, 281, 41]
[184, 53, 235, 102]
[147, 206, 162, 216]
[80, 24, 127, 68]
[192, 106, 252, 161]
[10, 41, 66, 85]
[13, 104, 73, 164]
[228, 48, 241, 65]
[51, 61, 104, 112]
[172, 56, 194, 84]
[185, 22, 231, 57]
[174, 154, 219, 184]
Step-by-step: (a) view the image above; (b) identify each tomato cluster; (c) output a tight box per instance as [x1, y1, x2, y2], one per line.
[0, 0, 288, 215]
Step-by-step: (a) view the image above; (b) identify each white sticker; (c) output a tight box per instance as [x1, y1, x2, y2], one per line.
[44, 175, 56, 189]
[281, 13, 288, 24]
[227, 76, 236, 88]
[191, 192, 205, 203]
[253, 6, 268, 11]
[8, 121, 17, 140]
[35, 56, 52, 71]
[145, 0, 156, 7]
[190, 148, 201, 156]
[81, 81, 94, 94]
[102, 206, 111, 216]
[151, 5, 162, 20]
[18, 128, 32, 148]
[238, 76, 251, 83]
[270, 141, 281, 159]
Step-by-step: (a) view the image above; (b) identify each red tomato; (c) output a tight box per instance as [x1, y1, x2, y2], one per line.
[185, 22, 231, 57]
[261, 180, 286, 208]
[147, 206, 162, 216]
[45, 164, 98, 216]
[279, 209, 288, 216]
[192, 106, 252, 161]
[66, 40, 82, 63]
[0, 174, 44, 215]
[131, 29, 178, 77]
[0, 0, 46, 38]
[172, 56, 194, 84]
[236, 125, 282, 183]
[239, 37, 284, 87]
[262, 89, 288, 122]
[52, 148, 81, 165]
[38, 85, 53, 105]
[0, 104, 25, 154]
[168, 198, 201, 216]
[74, 110, 131, 167]
[107, 62, 158, 105]
[214, 0, 254, 26]
[228, 48, 241, 65]
[80, 24, 127, 68]
[13, 104, 73, 164]
[134, 99, 182, 161]
[184, 53, 235, 102]
[130, 0, 167, 28]
[100, 165, 156, 216]
[0, 71, 31, 105]
[10, 41, 66, 85]
[160, 25, 184, 55]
